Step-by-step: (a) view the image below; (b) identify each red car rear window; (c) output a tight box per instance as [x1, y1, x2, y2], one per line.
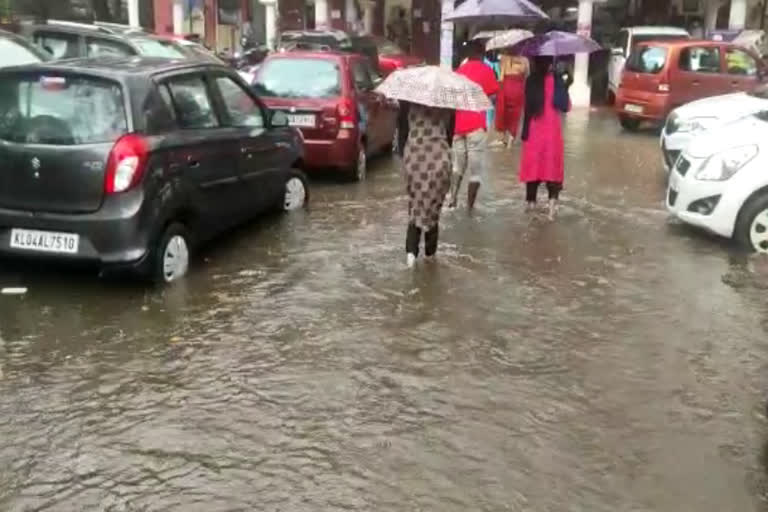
[255, 58, 342, 99]
[626, 45, 668, 74]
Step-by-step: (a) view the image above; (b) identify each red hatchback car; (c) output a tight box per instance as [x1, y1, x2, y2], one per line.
[615, 40, 766, 130]
[254, 51, 398, 181]
[373, 36, 423, 76]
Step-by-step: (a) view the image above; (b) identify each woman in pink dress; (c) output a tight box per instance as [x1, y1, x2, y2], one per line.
[519, 56, 570, 220]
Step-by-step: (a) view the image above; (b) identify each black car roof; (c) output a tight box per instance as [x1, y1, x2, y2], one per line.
[0, 56, 228, 78]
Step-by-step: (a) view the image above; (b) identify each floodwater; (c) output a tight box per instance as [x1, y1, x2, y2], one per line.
[2, 109, 768, 512]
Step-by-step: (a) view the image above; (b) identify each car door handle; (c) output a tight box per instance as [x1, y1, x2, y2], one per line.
[692, 80, 700, 86]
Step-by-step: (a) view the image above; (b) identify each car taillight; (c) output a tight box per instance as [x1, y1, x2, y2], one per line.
[104, 134, 149, 195]
[337, 98, 356, 129]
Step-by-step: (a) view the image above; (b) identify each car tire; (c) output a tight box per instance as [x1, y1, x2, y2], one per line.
[281, 169, 310, 211]
[735, 192, 768, 253]
[149, 223, 192, 285]
[620, 116, 641, 131]
[350, 140, 367, 182]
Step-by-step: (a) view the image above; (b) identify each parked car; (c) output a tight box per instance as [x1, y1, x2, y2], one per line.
[254, 51, 398, 181]
[0, 29, 51, 67]
[278, 30, 381, 73]
[615, 40, 766, 130]
[0, 57, 307, 283]
[667, 111, 768, 253]
[19, 22, 188, 60]
[372, 36, 422, 76]
[608, 26, 690, 100]
[660, 87, 768, 172]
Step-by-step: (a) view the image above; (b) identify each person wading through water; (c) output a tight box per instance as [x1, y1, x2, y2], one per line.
[449, 41, 499, 210]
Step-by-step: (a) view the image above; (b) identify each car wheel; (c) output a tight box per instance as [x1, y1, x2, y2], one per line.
[282, 169, 309, 211]
[620, 116, 641, 131]
[351, 141, 367, 182]
[151, 223, 191, 284]
[736, 192, 768, 253]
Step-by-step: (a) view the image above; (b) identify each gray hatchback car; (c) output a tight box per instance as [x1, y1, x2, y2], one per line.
[0, 57, 307, 283]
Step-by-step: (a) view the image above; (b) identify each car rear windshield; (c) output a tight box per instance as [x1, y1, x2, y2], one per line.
[626, 45, 668, 74]
[254, 58, 341, 98]
[0, 74, 127, 145]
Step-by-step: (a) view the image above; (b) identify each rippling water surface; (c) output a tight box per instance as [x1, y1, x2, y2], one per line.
[2, 109, 768, 511]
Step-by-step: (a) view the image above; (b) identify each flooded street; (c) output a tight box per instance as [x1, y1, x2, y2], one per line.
[3, 109, 768, 511]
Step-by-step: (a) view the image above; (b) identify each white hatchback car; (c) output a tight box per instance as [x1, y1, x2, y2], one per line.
[667, 111, 768, 252]
[661, 89, 768, 172]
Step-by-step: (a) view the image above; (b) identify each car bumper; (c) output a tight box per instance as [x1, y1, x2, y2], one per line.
[0, 189, 151, 267]
[660, 130, 693, 172]
[616, 89, 670, 122]
[666, 156, 737, 238]
[302, 134, 357, 171]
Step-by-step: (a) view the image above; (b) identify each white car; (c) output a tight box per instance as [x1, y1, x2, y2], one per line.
[608, 26, 690, 100]
[660, 89, 768, 172]
[667, 111, 768, 252]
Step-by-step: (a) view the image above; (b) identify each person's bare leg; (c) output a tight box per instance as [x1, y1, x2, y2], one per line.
[467, 182, 480, 210]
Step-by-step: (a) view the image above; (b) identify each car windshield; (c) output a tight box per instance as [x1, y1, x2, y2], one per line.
[375, 39, 404, 55]
[0, 74, 127, 145]
[0, 37, 48, 66]
[625, 45, 668, 74]
[254, 58, 341, 98]
[132, 38, 186, 59]
[280, 32, 353, 51]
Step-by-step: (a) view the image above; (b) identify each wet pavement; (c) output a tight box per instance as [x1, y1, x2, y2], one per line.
[2, 108, 768, 511]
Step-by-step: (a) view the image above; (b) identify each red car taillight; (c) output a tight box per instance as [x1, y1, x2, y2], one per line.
[104, 134, 149, 195]
[337, 98, 356, 129]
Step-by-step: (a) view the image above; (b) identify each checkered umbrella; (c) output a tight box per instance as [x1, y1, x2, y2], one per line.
[375, 65, 492, 112]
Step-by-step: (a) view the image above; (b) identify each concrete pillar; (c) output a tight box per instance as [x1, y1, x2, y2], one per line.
[729, 0, 747, 29]
[704, 0, 722, 31]
[128, 0, 140, 28]
[361, 0, 374, 34]
[571, 0, 593, 107]
[316, 0, 329, 29]
[439, 0, 453, 69]
[261, 0, 277, 49]
[172, 0, 185, 35]
[345, 0, 356, 31]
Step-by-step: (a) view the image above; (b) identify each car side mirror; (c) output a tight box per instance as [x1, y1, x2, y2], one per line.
[611, 47, 624, 57]
[271, 110, 289, 128]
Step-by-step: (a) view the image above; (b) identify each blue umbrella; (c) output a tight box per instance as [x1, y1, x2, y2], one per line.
[444, 0, 548, 23]
[510, 31, 601, 56]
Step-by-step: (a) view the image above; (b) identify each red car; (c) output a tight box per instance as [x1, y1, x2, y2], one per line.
[373, 36, 423, 76]
[616, 40, 766, 130]
[254, 51, 398, 181]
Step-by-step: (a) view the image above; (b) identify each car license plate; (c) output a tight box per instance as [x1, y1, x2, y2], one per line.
[625, 103, 643, 114]
[10, 229, 79, 254]
[287, 114, 316, 128]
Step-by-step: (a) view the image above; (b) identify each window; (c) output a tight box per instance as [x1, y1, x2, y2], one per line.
[132, 39, 186, 59]
[352, 61, 373, 91]
[166, 76, 218, 129]
[0, 38, 45, 66]
[625, 46, 668, 74]
[86, 37, 134, 58]
[0, 74, 127, 145]
[144, 84, 176, 134]
[254, 58, 341, 98]
[679, 47, 721, 73]
[35, 32, 79, 60]
[726, 48, 758, 76]
[214, 76, 264, 128]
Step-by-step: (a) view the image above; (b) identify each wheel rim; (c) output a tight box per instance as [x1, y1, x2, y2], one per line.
[284, 177, 306, 210]
[750, 209, 768, 253]
[162, 235, 189, 282]
[357, 146, 367, 180]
